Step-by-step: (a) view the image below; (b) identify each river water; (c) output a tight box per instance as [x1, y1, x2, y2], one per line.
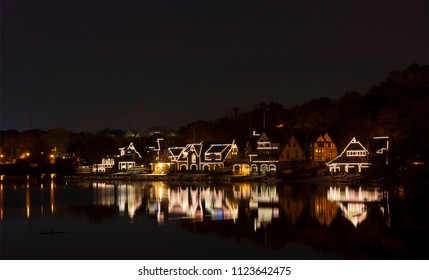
[0, 179, 427, 259]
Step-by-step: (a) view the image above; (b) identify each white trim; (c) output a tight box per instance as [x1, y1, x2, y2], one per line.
[327, 137, 369, 164]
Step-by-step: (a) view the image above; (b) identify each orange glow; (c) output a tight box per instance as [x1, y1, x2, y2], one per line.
[19, 152, 31, 159]
[26, 188, 31, 218]
[50, 183, 55, 214]
[0, 184, 3, 220]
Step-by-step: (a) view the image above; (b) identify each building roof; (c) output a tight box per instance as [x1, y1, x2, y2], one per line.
[328, 137, 369, 165]
[205, 144, 231, 154]
[168, 147, 185, 157]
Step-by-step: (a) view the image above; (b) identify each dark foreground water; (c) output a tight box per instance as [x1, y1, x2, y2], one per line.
[0, 179, 427, 260]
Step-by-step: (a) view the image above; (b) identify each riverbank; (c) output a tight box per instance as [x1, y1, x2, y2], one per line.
[0, 172, 336, 185]
[1, 171, 415, 185]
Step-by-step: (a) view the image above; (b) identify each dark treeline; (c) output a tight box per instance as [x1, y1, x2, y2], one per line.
[1, 64, 427, 174]
[179, 63, 428, 163]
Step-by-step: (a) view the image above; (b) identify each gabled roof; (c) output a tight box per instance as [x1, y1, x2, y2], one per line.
[177, 142, 203, 160]
[328, 137, 369, 165]
[284, 135, 305, 151]
[342, 137, 368, 152]
[313, 132, 335, 143]
[171, 141, 236, 163]
[322, 133, 334, 143]
[168, 147, 185, 157]
[205, 144, 231, 154]
[316, 135, 325, 142]
[119, 142, 142, 158]
[204, 142, 236, 161]
[258, 132, 270, 143]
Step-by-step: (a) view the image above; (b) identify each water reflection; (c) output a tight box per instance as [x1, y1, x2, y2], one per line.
[0, 180, 426, 259]
[26, 186, 30, 218]
[327, 185, 387, 227]
[0, 183, 3, 220]
[92, 182, 143, 219]
[50, 182, 55, 214]
[89, 182, 388, 232]
[0, 181, 389, 231]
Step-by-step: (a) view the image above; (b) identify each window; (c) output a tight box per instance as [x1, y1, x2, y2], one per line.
[347, 150, 366, 157]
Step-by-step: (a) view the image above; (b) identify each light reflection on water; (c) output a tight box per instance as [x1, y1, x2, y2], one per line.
[91, 182, 282, 230]
[0, 180, 426, 259]
[327, 186, 389, 227]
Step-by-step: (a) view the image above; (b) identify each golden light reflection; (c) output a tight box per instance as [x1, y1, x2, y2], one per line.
[0, 183, 3, 220]
[188, 187, 203, 220]
[50, 182, 55, 214]
[118, 184, 127, 214]
[327, 186, 381, 227]
[26, 187, 31, 219]
[94, 182, 115, 206]
[233, 183, 251, 199]
[92, 183, 282, 229]
[313, 194, 338, 227]
[168, 187, 188, 215]
[93, 183, 143, 220]
[157, 200, 164, 224]
[40, 184, 44, 216]
[253, 207, 280, 230]
[127, 185, 142, 219]
[158, 186, 163, 200]
[157, 186, 240, 222]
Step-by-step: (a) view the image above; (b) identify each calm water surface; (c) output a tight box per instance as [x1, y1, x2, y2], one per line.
[0, 179, 427, 259]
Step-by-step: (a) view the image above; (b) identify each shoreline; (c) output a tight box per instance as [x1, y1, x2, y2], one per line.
[2, 169, 414, 185]
[0, 172, 342, 184]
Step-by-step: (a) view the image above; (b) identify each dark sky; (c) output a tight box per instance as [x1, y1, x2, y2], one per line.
[1, 0, 427, 132]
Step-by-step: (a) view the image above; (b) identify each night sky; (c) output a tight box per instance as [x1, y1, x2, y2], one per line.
[1, 0, 427, 132]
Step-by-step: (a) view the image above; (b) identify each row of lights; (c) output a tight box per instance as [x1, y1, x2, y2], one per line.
[0, 174, 56, 181]
[0, 152, 56, 160]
